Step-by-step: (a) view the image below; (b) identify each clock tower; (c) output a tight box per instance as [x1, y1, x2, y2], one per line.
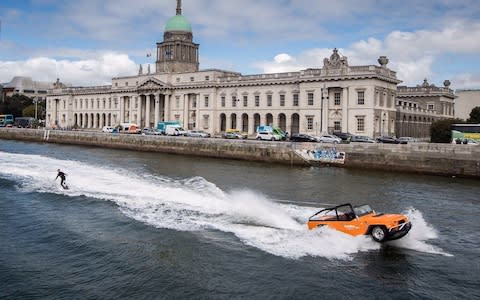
[156, 0, 199, 73]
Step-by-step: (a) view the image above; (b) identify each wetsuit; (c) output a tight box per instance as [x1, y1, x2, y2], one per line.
[56, 171, 67, 187]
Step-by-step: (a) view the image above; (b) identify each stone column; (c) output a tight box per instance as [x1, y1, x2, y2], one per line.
[249, 113, 255, 135]
[165, 94, 170, 121]
[154, 94, 160, 126]
[342, 87, 349, 133]
[145, 94, 151, 128]
[120, 96, 125, 123]
[183, 94, 188, 127]
[226, 114, 231, 130]
[137, 95, 142, 126]
[195, 94, 200, 130]
[321, 85, 329, 133]
[285, 113, 292, 135]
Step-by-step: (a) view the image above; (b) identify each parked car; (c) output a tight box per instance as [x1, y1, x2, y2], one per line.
[453, 138, 479, 145]
[256, 131, 282, 141]
[350, 135, 376, 143]
[222, 131, 244, 139]
[141, 128, 162, 135]
[224, 129, 248, 139]
[376, 136, 399, 144]
[398, 137, 416, 144]
[290, 134, 318, 143]
[187, 130, 211, 138]
[334, 132, 353, 142]
[102, 126, 114, 133]
[316, 134, 342, 144]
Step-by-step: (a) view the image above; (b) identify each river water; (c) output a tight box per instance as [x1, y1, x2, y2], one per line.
[0, 140, 478, 299]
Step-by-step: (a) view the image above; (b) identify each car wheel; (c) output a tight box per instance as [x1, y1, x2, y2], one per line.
[371, 226, 387, 242]
[271, 137, 274, 141]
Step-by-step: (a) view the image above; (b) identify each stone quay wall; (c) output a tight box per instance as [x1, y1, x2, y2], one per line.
[1, 128, 479, 178]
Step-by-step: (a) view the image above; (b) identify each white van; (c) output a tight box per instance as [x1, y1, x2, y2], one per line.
[165, 125, 187, 136]
[256, 131, 282, 141]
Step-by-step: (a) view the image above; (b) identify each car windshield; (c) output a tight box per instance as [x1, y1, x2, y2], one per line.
[354, 204, 373, 216]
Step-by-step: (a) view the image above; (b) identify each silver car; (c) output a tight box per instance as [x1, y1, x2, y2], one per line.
[316, 134, 342, 144]
[187, 130, 211, 138]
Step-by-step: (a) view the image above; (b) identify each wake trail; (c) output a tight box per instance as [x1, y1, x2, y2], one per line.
[0, 151, 450, 259]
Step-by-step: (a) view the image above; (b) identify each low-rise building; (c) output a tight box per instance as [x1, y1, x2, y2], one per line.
[454, 89, 480, 121]
[2, 76, 54, 101]
[395, 79, 455, 138]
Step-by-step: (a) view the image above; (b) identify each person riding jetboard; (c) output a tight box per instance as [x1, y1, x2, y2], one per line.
[55, 169, 69, 189]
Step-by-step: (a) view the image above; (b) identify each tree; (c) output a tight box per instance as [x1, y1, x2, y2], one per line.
[22, 105, 36, 117]
[430, 118, 465, 143]
[467, 106, 480, 123]
[0, 94, 33, 117]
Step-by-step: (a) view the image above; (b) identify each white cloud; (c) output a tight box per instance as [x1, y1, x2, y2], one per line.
[0, 52, 137, 86]
[251, 20, 480, 89]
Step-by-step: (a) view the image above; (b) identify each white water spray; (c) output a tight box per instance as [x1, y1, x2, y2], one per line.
[0, 151, 450, 260]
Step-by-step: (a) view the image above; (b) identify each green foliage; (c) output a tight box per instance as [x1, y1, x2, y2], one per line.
[22, 105, 36, 117]
[430, 118, 465, 143]
[467, 106, 480, 123]
[0, 94, 34, 117]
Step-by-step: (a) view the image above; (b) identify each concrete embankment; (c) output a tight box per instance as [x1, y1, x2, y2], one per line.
[1, 128, 479, 178]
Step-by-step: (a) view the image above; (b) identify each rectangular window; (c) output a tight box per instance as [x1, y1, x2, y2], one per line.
[174, 114, 180, 121]
[255, 95, 260, 107]
[205, 76, 210, 81]
[232, 96, 237, 107]
[307, 116, 314, 130]
[428, 104, 434, 110]
[193, 98, 197, 108]
[221, 96, 226, 107]
[175, 96, 180, 108]
[293, 94, 299, 106]
[190, 77, 194, 82]
[280, 94, 285, 106]
[357, 116, 365, 131]
[243, 96, 248, 107]
[334, 92, 341, 106]
[357, 91, 365, 105]
[308, 93, 314, 105]
[334, 121, 341, 131]
[267, 94, 272, 106]
[204, 96, 209, 108]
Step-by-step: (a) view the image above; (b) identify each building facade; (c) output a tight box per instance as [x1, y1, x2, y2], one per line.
[454, 89, 480, 121]
[395, 79, 455, 138]
[2, 76, 54, 100]
[47, 1, 403, 137]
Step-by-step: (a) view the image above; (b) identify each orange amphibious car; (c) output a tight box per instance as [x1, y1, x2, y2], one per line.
[307, 203, 412, 242]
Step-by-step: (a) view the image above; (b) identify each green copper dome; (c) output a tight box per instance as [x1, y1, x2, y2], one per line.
[165, 15, 192, 32]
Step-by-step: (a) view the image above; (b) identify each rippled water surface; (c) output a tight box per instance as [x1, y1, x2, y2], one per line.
[1, 140, 479, 299]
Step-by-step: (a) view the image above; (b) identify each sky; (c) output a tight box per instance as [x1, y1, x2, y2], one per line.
[1, 0, 480, 90]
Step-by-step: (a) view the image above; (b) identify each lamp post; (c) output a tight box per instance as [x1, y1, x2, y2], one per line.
[34, 97, 38, 120]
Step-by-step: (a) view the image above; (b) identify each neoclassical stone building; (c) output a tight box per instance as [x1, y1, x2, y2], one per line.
[47, 0, 406, 138]
[396, 79, 455, 138]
